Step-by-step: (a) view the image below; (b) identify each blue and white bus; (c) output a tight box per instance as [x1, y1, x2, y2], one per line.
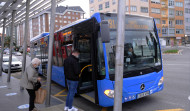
[30, 13, 163, 107]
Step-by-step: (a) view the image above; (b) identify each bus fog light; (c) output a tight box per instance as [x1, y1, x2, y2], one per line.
[158, 77, 164, 86]
[104, 90, 114, 98]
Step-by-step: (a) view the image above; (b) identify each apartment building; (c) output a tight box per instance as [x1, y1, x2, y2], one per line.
[89, 0, 149, 16]
[16, 6, 85, 46]
[185, 0, 190, 42]
[150, 0, 185, 46]
[89, 0, 186, 46]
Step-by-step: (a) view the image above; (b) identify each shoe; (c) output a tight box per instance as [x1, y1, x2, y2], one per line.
[68, 107, 78, 111]
[64, 106, 69, 110]
[32, 107, 39, 111]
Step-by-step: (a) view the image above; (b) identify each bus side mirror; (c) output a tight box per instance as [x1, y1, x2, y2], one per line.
[100, 20, 110, 43]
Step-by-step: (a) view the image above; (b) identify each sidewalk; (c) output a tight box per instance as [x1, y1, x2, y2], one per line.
[0, 72, 83, 111]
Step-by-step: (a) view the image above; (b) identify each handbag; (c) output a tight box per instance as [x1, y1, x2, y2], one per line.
[35, 88, 47, 104]
[33, 81, 41, 91]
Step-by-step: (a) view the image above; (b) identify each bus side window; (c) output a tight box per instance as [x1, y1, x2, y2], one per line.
[53, 34, 59, 66]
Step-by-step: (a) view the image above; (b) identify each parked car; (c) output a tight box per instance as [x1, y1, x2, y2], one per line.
[15, 52, 22, 56]
[3, 50, 9, 54]
[2, 56, 22, 73]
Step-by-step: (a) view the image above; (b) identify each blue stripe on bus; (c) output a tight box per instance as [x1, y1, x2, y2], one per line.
[51, 65, 66, 87]
[91, 13, 101, 23]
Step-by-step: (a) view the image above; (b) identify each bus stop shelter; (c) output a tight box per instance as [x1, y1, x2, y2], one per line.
[0, 0, 65, 106]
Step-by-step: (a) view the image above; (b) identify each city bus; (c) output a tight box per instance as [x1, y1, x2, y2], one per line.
[30, 12, 164, 107]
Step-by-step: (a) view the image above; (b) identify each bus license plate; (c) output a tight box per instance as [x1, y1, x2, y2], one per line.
[137, 91, 149, 99]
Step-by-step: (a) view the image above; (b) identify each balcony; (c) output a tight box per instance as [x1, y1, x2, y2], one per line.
[162, 24, 168, 27]
[161, 4, 168, 9]
[161, 14, 168, 18]
[168, 5, 175, 8]
[168, 14, 175, 18]
[169, 24, 175, 28]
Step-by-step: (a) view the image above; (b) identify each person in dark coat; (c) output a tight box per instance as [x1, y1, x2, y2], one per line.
[64, 49, 80, 111]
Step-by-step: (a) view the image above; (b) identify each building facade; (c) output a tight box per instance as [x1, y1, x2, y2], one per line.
[89, 0, 186, 46]
[16, 6, 85, 46]
[150, 0, 185, 46]
[185, 0, 190, 42]
[89, 0, 149, 16]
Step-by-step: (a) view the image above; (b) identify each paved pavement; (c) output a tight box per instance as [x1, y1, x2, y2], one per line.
[1, 47, 190, 111]
[0, 73, 64, 111]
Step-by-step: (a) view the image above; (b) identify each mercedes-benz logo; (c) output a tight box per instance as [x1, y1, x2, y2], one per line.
[140, 84, 145, 90]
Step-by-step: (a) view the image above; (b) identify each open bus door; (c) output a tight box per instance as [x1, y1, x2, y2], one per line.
[75, 32, 98, 104]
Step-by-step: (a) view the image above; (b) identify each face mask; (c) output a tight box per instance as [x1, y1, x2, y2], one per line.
[128, 51, 132, 55]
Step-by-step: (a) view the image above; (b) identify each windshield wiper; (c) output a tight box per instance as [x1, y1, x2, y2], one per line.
[142, 65, 160, 72]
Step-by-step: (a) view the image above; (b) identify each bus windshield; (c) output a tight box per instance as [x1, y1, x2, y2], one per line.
[102, 14, 162, 77]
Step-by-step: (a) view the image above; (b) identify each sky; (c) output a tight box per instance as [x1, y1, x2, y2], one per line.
[0, 0, 90, 33]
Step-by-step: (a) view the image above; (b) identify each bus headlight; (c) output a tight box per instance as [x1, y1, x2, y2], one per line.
[158, 77, 164, 86]
[104, 89, 114, 98]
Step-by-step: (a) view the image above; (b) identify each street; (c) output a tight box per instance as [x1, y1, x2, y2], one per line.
[2, 46, 190, 111]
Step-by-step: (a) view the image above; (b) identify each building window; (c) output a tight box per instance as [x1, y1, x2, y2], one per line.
[98, 0, 102, 1]
[176, 20, 183, 25]
[68, 12, 71, 14]
[56, 15, 58, 17]
[72, 12, 74, 15]
[76, 17, 78, 20]
[186, 26, 190, 32]
[56, 25, 58, 27]
[99, 4, 103, 10]
[175, 2, 183, 7]
[64, 21, 67, 23]
[169, 9, 175, 15]
[68, 21, 71, 23]
[169, 29, 175, 34]
[68, 16, 71, 19]
[185, 8, 190, 14]
[130, 6, 137, 12]
[141, 0, 148, 2]
[151, 8, 160, 14]
[162, 20, 166, 24]
[64, 16, 66, 18]
[155, 18, 160, 24]
[59, 15, 62, 18]
[105, 2, 109, 8]
[90, 7, 94, 13]
[113, 9, 116, 12]
[112, 0, 116, 5]
[162, 28, 167, 34]
[162, 11, 166, 15]
[60, 20, 62, 23]
[176, 29, 183, 34]
[169, 0, 174, 6]
[169, 20, 174, 27]
[55, 20, 58, 22]
[141, 7, 148, 13]
[186, 18, 190, 23]
[157, 28, 161, 33]
[125, 6, 128, 12]
[176, 11, 183, 16]
[76, 12, 78, 15]
[72, 17, 75, 19]
[151, 0, 160, 4]
[90, 0, 94, 4]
